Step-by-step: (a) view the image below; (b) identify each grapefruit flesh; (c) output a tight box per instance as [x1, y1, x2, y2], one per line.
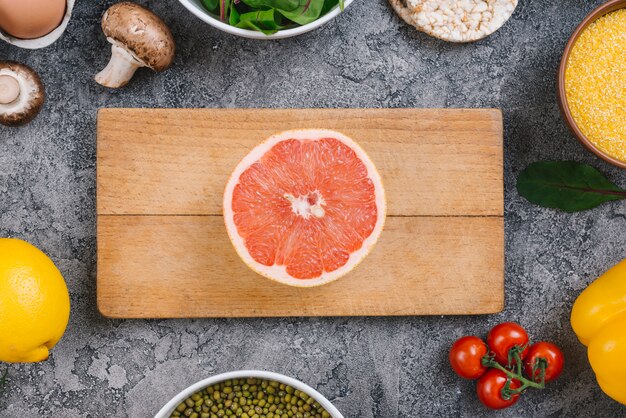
[224, 129, 386, 287]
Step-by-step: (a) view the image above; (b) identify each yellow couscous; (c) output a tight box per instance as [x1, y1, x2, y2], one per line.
[565, 9, 626, 161]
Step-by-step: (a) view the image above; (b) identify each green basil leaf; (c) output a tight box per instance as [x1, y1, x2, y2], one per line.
[202, 0, 219, 12]
[235, 9, 283, 35]
[278, 0, 325, 25]
[517, 161, 626, 212]
[241, 0, 300, 11]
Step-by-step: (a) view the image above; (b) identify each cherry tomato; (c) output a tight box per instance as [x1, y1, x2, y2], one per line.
[476, 369, 522, 410]
[524, 342, 564, 383]
[449, 336, 488, 379]
[487, 322, 529, 367]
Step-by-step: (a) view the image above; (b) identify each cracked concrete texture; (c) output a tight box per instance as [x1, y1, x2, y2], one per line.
[1, 0, 626, 416]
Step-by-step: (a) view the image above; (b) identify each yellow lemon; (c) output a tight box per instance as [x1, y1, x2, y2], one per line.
[0, 238, 70, 363]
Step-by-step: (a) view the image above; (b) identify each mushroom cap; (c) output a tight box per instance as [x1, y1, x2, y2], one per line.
[0, 61, 45, 127]
[101, 2, 175, 72]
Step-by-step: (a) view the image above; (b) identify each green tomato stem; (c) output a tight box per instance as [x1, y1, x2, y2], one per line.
[482, 357, 545, 391]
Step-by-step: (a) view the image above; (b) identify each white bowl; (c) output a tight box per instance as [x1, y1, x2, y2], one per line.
[154, 370, 344, 418]
[177, 0, 354, 39]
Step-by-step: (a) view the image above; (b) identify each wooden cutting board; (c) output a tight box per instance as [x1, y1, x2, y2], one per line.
[97, 108, 504, 318]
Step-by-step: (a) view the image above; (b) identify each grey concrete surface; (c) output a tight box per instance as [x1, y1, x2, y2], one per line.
[1, 0, 626, 416]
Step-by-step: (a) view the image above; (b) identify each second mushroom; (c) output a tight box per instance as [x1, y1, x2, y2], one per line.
[95, 2, 175, 88]
[0, 61, 45, 126]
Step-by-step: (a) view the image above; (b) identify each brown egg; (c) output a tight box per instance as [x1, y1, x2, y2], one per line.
[0, 0, 66, 39]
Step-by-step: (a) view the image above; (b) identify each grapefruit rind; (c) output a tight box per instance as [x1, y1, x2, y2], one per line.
[223, 129, 386, 288]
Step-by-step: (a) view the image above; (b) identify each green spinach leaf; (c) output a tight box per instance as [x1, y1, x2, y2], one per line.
[278, 0, 325, 25]
[241, 0, 300, 11]
[235, 9, 284, 35]
[321, 0, 339, 15]
[201, 0, 345, 34]
[229, 6, 241, 26]
[219, 0, 233, 22]
[517, 161, 626, 212]
[202, 0, 219, 12]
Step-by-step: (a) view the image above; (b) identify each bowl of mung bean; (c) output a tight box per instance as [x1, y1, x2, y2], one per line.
[558, 0, 626, 169]
[154, 370, 344, 418]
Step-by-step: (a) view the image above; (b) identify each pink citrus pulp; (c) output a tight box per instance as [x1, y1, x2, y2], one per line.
[224, 129, 386, 287]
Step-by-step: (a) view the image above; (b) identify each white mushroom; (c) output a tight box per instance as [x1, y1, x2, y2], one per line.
[0, 61, 45, 126]
[95, 2, 175, 88]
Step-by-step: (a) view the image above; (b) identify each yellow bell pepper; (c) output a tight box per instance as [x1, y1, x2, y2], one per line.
[571, 259, 626, 405]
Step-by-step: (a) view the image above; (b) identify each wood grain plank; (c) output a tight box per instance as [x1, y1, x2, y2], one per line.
[97, 108, 504, 318]
[97, 108, 503, 217]
[97, 215, 504, 318]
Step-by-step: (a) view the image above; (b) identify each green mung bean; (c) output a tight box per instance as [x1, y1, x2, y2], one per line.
[170, 379, 332, 418]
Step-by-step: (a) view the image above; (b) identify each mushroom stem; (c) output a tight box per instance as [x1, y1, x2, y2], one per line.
[0, 75, 20, 104]
[95, 44, 144, 88]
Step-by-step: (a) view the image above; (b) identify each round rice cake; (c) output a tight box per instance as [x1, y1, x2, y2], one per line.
[389, 0, 518, 43]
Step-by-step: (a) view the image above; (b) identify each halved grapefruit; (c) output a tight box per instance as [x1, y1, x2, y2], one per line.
[223, 129, 386, 287]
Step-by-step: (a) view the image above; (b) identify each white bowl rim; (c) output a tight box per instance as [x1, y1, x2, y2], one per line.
[177, 0, 355, 39]
[154, 370, 344, 418]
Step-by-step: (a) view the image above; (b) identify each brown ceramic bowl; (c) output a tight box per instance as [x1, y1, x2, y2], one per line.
[558, 0, 626, 169]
